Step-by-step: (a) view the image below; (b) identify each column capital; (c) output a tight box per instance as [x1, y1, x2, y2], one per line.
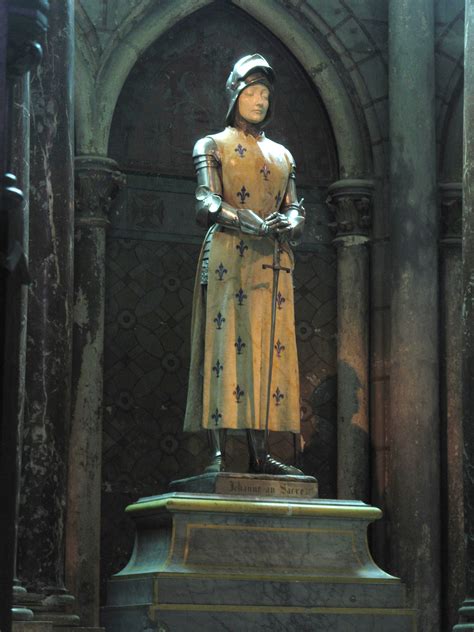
[74, 155, 126, 229]
[326, 179, 374, 244]
[7, 0, 49, 76]
[440, 182, 462, 246]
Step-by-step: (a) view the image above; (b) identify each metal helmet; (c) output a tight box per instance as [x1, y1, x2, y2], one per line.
[225, 53, 275, 126]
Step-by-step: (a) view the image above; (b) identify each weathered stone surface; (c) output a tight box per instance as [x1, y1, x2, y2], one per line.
[8, 75, 33, 624]
[388, 1, 440, 630]
[12, 622, 53, 632]
[2, 4, 48, 626]
[66, 155, 124, 627]
[102, 494, 415, 631]
[440, 182, 464, 631]
[455, 3, 474, 629]
[18, 0, 75, 602]
[327, 179, 373, 502]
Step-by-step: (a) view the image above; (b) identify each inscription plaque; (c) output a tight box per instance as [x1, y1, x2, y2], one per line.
[169, 472, 318, 498]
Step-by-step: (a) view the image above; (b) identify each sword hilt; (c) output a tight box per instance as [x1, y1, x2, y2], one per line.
[262, 262, 290, 273]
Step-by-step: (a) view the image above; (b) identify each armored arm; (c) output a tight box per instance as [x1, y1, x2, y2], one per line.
[193, 137, 270, 235]
[280, 154, 305, 242]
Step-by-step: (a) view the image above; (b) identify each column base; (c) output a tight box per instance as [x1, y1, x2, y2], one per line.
[12, 607, 35, 621]
[13, 624, 53, 632]
[12, 585, 35, 621]
[454, 599, 474, 630]
[16, 591, 80, 627]
[15, 623, 105, 630]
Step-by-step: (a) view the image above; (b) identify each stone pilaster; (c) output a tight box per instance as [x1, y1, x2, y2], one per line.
[388, 1, 440, 630]
[327, 179, 373, 502]
[17, 0, 79, 626]
[0, 2, 49, 631]
[66, 155, 124, 626]
[9, 74, 33, 626]
[454, 2, 474, 628]
[439, 183, 463, 631]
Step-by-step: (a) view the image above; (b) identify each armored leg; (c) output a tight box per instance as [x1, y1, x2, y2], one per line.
[247, 429, 303, 475]
[204, 429, 226, 473]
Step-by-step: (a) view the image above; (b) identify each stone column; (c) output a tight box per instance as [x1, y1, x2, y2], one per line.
[388, 1, 440, 630]
[439, 183, 464, 631]
[0, 2, 49, 630]
[17, 1, 79, 625]
[454, 2, 474, 628]
[10, 74, 33, 625]
[327, 179, 373, 501]
[66, 155, 124, 626]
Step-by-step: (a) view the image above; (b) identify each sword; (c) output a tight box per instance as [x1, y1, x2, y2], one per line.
[261, 198, 304, 461]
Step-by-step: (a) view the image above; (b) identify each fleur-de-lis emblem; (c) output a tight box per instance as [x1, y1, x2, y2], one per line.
[276, 291, 286, 310]
[235, 288, 247, 306]
[234, 336, 246, 354]
[273, 387, 285, 406]
[211, 408, 222, 427]
[235, 144, 247, 158]
[212, 359, 223, 378]
[215, 262, 228, 281]
[274, 190, 282, 209]
[214, 312, 226, 330]
[260, 164, 271, 180]
[275, 339, 285, 358]
[237, 186, 250, 205]
[236, 240, 248, 257]
[233, 384, 245, 403]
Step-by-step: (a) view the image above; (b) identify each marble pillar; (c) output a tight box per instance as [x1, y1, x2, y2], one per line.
[66, 155, 124, 626]
[454, 2, 474, 628]
[17, 1, 79, 625]
[388, 1, 440, 630]
[1, 2, 49, 630]
[439, 183, 464, 631]
[9, 75, 34, 624]
[327, 179, 373, 502]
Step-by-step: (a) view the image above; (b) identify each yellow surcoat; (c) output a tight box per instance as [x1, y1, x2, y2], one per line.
[184, 127, 300, 433]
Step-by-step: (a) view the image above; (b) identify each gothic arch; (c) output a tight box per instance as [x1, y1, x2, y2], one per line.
[75, 0, 372, 177]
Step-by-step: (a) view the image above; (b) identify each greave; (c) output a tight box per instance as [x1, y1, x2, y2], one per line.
[247, 429, 303, 476]
[205, 429, 226, 473]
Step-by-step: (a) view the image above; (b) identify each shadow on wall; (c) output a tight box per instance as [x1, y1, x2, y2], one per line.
[305, 375, 337, 498]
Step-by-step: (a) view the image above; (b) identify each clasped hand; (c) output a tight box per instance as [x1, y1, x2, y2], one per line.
[260, 212, 291, 238]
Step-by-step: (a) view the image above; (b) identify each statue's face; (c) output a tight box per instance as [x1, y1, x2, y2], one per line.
[237, 82, 270, 124]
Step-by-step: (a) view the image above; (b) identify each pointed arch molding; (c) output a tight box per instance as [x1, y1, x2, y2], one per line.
[75, 0, 372, 176]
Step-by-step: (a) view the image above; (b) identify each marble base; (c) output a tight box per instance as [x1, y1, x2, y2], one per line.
[12, 624, 53, 632]
[101, 493, 416, 631]
[12, 592, 80, 628]
[169, 472, 318, 498]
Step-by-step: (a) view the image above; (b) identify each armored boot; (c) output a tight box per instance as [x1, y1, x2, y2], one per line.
[204, 429, 226, 473]
[247, 429, 303, 475]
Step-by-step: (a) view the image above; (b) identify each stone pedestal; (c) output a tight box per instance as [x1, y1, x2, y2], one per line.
[102, 493, 415, 631]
